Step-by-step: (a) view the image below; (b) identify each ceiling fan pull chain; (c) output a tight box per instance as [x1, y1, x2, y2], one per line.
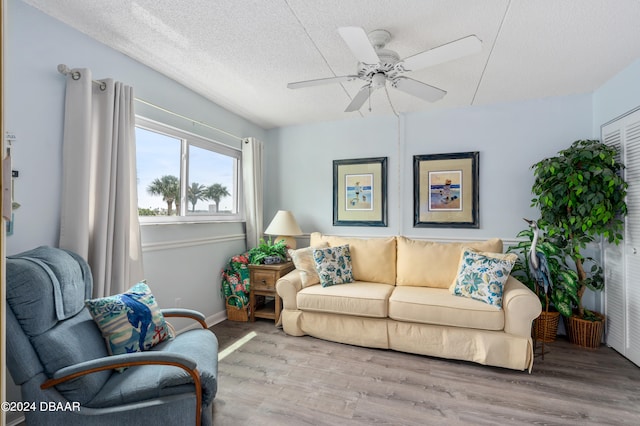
[368, 86, 372, 112]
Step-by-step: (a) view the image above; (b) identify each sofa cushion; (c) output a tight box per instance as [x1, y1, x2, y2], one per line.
[450, 248, 517, 309]
[288, 242, 329, 288]
[313, 245, 355, 287]
[87, 328, 218, 408]
[309, 233, 396, 284]
[297, 282, 394, 318]
[388, 286, 504, 331]
[396, 237, 503, 288]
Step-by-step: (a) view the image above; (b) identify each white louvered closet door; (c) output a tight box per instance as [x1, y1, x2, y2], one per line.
[602, 126, 625, 355]
[603, 107, 640, 367]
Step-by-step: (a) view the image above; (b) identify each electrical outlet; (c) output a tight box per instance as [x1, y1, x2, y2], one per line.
[175, 297, 182, 308]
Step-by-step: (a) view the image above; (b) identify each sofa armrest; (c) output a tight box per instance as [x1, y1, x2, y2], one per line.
[503, 276, 542, 337]
[276, 269, 303, 310]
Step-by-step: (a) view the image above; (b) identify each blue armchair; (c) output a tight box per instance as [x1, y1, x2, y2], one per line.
[6, 246, 218, 425]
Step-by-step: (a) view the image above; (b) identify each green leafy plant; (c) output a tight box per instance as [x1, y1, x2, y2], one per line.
[531, 139, 627, 320]
[509, 227, 586, 317]
[247, 237, 287, 265]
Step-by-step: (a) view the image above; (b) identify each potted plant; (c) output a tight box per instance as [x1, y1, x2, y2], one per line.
[508, 226, 578, 342]
[530, 139, 627, 347]
[247, 237, 288, 265]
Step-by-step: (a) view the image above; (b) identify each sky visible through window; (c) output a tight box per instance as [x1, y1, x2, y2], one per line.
[136, 127, 235, 213]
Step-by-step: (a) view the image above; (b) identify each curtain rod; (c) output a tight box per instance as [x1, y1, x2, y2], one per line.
[57, 64, 243, 142]
[133, 98, 243, 142]
[57, 64, 106, 90]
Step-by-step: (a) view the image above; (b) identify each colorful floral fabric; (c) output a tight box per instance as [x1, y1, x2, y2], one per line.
[313, 245, 354, 287]
[85, 282, 174, 357]
[451, 248, 517, 309]
[221, 252, 251, 308]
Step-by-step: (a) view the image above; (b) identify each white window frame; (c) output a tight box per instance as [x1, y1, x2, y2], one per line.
[136, 116, 242, 224]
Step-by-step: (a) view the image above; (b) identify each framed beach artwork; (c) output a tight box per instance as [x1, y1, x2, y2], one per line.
[333, 157, 387, 227]
[413, 152, 479, 228]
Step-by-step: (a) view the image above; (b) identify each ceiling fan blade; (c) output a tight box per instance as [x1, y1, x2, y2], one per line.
[287, 75, 359, 89]
[345, 85, 372, 112]
[391, 77, 446, 102]
[338, 27, 380, 65]
[396, 35, 482, 72]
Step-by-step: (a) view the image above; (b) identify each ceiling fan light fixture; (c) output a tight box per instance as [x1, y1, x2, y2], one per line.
[371, 72, 386, 88]
[367, 29, 391, 49]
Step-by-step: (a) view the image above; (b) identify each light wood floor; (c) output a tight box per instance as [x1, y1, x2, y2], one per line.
[211, 319, 640, 426]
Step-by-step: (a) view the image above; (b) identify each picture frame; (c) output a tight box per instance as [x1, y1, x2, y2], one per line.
[413, 152, 479, 228]
[333, 157, 387, 227]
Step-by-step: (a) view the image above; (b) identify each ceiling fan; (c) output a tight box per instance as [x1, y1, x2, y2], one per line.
[287, 27, 482, 112]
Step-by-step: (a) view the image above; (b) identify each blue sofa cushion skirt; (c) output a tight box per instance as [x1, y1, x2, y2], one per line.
[87, 328, 219, 408]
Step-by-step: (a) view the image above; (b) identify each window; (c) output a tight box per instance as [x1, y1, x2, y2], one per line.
[135, 117, 241, 222]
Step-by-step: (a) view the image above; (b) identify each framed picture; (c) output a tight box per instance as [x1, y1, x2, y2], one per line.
[333, 157, 387, 227]
[413, 152, 479, 228]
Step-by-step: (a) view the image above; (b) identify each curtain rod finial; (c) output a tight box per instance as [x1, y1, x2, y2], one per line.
[57, 64, 70, 75]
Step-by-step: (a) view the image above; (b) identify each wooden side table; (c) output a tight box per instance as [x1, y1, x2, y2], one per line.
[248, 262, 295, 323]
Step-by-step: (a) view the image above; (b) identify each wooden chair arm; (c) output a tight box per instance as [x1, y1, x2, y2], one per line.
[162, 308, 208, 329]
[41, 352, 202, 426]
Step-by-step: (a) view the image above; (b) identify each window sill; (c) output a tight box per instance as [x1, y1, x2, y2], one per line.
[139, 215, 244, 226]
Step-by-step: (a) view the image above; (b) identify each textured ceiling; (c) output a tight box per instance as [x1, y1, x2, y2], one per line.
[21, 0, 640, 129]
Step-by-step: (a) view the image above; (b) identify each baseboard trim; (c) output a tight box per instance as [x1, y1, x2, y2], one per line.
[206, 311, 228, 328]
[175, 310, 228, 334]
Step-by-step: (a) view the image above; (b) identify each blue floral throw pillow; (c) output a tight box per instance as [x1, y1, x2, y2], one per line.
[450, 248, 517, 309]
[85, 282, 174, 357]
[313, 245, 354, 287]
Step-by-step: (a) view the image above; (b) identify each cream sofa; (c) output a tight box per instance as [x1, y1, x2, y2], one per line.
[276, 233, 542, 372]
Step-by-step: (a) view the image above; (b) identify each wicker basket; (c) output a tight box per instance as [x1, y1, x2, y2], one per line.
[566, 312, 605, 348]
[225, 295, 249, 322]
[534, 310, 560, 342]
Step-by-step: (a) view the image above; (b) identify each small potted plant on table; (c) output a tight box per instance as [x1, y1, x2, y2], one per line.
[248, 237, 288, 265]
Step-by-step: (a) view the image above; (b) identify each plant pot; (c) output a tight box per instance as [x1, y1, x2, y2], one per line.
[263, 255, 283, 265]
[534, 310, 560, 342]
[566, 312, 605, 348]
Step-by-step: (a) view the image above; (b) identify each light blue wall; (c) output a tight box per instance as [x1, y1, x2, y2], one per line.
[593, 58, 640, 134]
[4, 0, 266, 335]
[266, 94, 593, 242]
[5, 0, 265, 256]
[265, 114, 400, 236]
[403, 95, 594, 239]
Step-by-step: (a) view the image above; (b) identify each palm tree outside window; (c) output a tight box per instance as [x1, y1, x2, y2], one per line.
[135, 117, 241, 221]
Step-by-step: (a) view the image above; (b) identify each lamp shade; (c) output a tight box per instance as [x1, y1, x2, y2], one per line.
[265, 210, 302, 236]
[264, 210, 302, 249]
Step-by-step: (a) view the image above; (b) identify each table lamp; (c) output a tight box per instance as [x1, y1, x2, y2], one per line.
[264, 210, 303, 249]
